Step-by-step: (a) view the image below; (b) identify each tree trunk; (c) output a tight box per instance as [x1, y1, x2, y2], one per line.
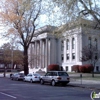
[92, 66, 95, 77]
[4, 65, 6, 77]
[23, 46, 29, 75]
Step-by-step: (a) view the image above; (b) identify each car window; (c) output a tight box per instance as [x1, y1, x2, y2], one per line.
[52, 72, 57, 76]
[58, 72, 68, 76]
[19, 73, 24, 76]
[45, 72, 52, 76]
[14, 73, 18, 76]
[27, 74, 32, 76]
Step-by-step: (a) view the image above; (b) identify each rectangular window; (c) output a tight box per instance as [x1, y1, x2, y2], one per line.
[66, 66, 68, 71]
[72, 53, 75, 60]
[72, 38, 75, 49]
[66, 54, 69, 60]
[94, 38, 98, 49]
[88, 37, 92, 48]
[61, 40, 64, 51]
[96, 66, 99, 71]
[66, 39, 69, 50]
[95, 53, 98, 60]
[61, 54, 64, 61]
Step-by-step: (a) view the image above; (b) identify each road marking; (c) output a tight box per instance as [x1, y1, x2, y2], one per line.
[0, 92, 17, 99]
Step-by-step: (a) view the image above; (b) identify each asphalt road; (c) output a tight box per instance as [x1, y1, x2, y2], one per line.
[0, 78, 97, 100]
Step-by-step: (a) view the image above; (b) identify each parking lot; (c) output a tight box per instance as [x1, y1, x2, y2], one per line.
[0, 77, 93, 100]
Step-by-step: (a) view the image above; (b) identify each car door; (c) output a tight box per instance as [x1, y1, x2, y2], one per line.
[26, 74, 32, 81]
[44, 72, 52, 82]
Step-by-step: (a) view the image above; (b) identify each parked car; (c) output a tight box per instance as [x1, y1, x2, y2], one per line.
[40, 71, 70, 86]
[11, 73, 25, 81]
[23, 73, 41, 83]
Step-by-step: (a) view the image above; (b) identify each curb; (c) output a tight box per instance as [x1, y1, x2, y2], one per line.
[68, 84, 100, 90]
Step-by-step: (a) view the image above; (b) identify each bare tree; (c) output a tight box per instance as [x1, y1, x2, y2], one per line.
[0, 0, 43, 75]
[81, 45, 100, 77]
[51, 0, 100, 27]
[1, 43, 23, 77]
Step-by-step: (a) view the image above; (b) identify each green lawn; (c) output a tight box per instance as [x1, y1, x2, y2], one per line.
[68, 72, 100, 81]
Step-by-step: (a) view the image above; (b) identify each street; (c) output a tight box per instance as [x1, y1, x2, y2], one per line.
[0, 78, 95, 100]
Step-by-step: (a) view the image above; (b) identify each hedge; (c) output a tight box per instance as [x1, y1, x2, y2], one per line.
[72, 65, 79, 72]
[48, 64, 59, 71]
[79, 65, 86, 73]
[72, 64, 94, 73]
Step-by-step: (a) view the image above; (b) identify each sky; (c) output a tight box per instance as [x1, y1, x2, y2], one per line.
[0, 25, 9, 47]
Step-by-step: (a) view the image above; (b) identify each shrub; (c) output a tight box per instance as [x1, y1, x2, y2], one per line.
[79, 65, 86, 73]
[79, 64, 94, 73]
[84, 64, 94, 73]
[72, 65, 79, 72]
[48, 64, 59, 71]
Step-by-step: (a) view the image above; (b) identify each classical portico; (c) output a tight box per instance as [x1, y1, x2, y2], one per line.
[28, 25, 58, 72]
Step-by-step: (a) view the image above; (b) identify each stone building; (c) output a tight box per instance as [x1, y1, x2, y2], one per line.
[28, 18, 100, 72]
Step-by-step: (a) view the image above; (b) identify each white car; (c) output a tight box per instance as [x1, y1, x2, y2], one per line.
[24, 73, 40, 83]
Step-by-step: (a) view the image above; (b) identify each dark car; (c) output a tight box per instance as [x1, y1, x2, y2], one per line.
[40, 71, 70, 86]
[11, 73, 25, 81]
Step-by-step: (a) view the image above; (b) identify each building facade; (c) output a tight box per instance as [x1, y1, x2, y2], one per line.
[28, 18, 100, 72]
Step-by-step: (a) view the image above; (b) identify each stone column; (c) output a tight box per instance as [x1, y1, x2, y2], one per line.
[76, 35, 78, 62]
[40, 40, 42, 68]
[48, 38, 51, 65]
[58, 39, 61, 64]
[45, 38, 48, 70]
[37, 41, 40, 68]
[42, 40, 45, 68]
[31, 43, 34, 68]
[35, 41, 37, 68]
[70, 37, 72, 63]
[64, 39, 66, 63]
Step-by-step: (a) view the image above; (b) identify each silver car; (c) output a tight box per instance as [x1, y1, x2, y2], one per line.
[11, 73, 25, 81]
[23, 73, 40, 83]
[40, 71, 70, 86]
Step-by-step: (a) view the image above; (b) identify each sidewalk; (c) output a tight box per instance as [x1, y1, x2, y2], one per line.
[0, 73, 10, 78]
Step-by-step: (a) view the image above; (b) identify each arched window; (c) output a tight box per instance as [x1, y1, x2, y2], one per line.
[66, 39, 69, 50]
[72, 38, 75, 49]
[88, 37, 91, 48]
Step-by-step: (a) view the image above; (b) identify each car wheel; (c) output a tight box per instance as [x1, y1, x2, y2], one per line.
[16, 78, 19, 81]
[40, 79, 44, 85]
[11, 78, 13, 80]
[51, 80, 56, 86]
[30, 79, 33, 83]
[23, 78, 26, 82]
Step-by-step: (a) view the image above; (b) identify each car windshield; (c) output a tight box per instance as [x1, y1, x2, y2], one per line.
[19, 73, 24, 76]
[58, 72, 68, 76]
[34, 73, 40, 77]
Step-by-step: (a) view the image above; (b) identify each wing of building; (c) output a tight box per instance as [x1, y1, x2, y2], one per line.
[28, 18, 100, 73]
